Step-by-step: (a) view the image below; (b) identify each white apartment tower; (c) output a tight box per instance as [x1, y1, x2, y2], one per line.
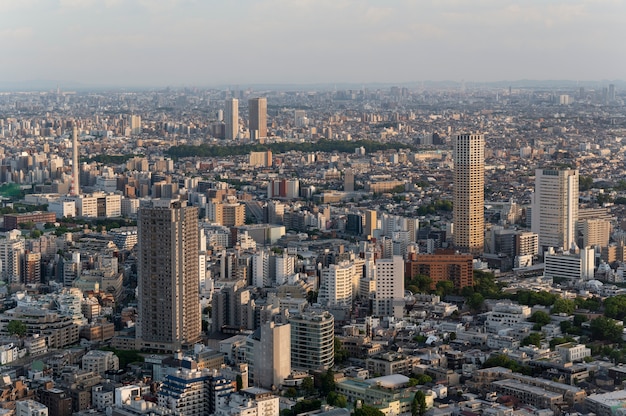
[374, 255, 404, 319]
[453, 134, 485, 254]
[319, 261, 355, 307]
[532, 168, 579, 252]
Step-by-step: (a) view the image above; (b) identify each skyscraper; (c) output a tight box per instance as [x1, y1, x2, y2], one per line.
[225, 98, 239, 140]
[137, 199, 201, 352]
[71, 124, 80, 196]
[248, 97, 267, 139]
[532, 168, 579, 253]
[453, 134, 485, 254]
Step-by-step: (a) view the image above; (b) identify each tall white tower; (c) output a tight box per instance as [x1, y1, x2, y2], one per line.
[532, 168, 579, 252]
[71, 124, 80, 196]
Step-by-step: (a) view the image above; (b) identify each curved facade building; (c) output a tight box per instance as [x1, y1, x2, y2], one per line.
[289, 311, 334, 371]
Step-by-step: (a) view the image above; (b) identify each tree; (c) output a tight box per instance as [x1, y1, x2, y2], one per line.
[435, 280, 455, 297]
[522, 333, 543, 348]
[412, 391, 427, 416]
[320, 369, 335, 396]
[306, 290, 318, 304]
[412, 275, 432, 293]
[285, 387, 298, 398]
[236, 375, 243, 390]
[552, 298, 575, 315]
[334, 338, 349, 364]
[354, 405, 385, 416]
[334, 394, 347, 408]
[604, 295, 626, 320]
[590, 317, 623, 342]
[301, 377, 314, 394]
[7, 320, 26, 337]
[529, 311, 551, 326]
[467, 293, 484, 311]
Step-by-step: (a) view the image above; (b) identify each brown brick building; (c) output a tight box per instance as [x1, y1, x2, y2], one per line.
[405, 249, 474, 290]
[3, 211, 56, 230]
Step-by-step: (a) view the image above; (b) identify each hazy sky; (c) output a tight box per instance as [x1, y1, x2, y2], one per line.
[1, 0, 624, 87]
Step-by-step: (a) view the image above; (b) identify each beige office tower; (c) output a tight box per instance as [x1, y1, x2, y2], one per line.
[532, 168, 579, 252]
[248, 97, 267, 139]
[225, 98, 239, 140]
[130, 115, 142, 135]
[364, 210, 377, 238]
[453, 134, 485, 254]
[137, 199, 201, 352]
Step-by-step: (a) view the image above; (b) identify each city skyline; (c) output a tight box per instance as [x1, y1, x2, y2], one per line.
[1, 0, 625, 88]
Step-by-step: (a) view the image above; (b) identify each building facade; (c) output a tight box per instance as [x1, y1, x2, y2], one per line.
[453, 133, 485, 254]
[137, 199, 201, 352]
[532, 168, 579, 252]
[248, 97, 267, 139]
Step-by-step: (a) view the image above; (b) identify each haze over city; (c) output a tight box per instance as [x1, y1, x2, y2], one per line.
[1, 0, 626, 87]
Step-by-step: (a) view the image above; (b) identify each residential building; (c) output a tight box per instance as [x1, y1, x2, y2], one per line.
[137, 199, 201, 352]
[453, 133, 485, 254]
[532, 168, 579, 252]
[374, 256, 404, 319]
[289, 311, 334, 371]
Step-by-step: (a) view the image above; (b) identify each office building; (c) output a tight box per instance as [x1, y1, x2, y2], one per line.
[3, 211, 56, 230]
[374, 255, 404, 319]
[137, 199, 201, 352]
[364, 210, 377, 238]
[225, 98, 239, 140]
[129, 115, 142, 135]
[248, 97, 267, 139]
[532, 168, 579, 252]
[544, 247, 595, 281]
[344, 168, 355, 192]
[453, 134, 485, 254]
[289, 311, 334, 371]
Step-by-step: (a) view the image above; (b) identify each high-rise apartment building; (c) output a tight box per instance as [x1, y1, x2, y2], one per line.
[578, 218, 610, 250]
[225, 98, 239, 140]
[0, 230, 25, 284]
[289, 311, 334, 371]
[137, 199, 201, 352]
[246, 321, 291, 389]
[532, 168, 579, 252]
[453, 134, 485, 254]
[374, 255, 404, 319]
[319, 261, 355, 307]
[71, 124, 80, 196]
[248, 97, 267, 139]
